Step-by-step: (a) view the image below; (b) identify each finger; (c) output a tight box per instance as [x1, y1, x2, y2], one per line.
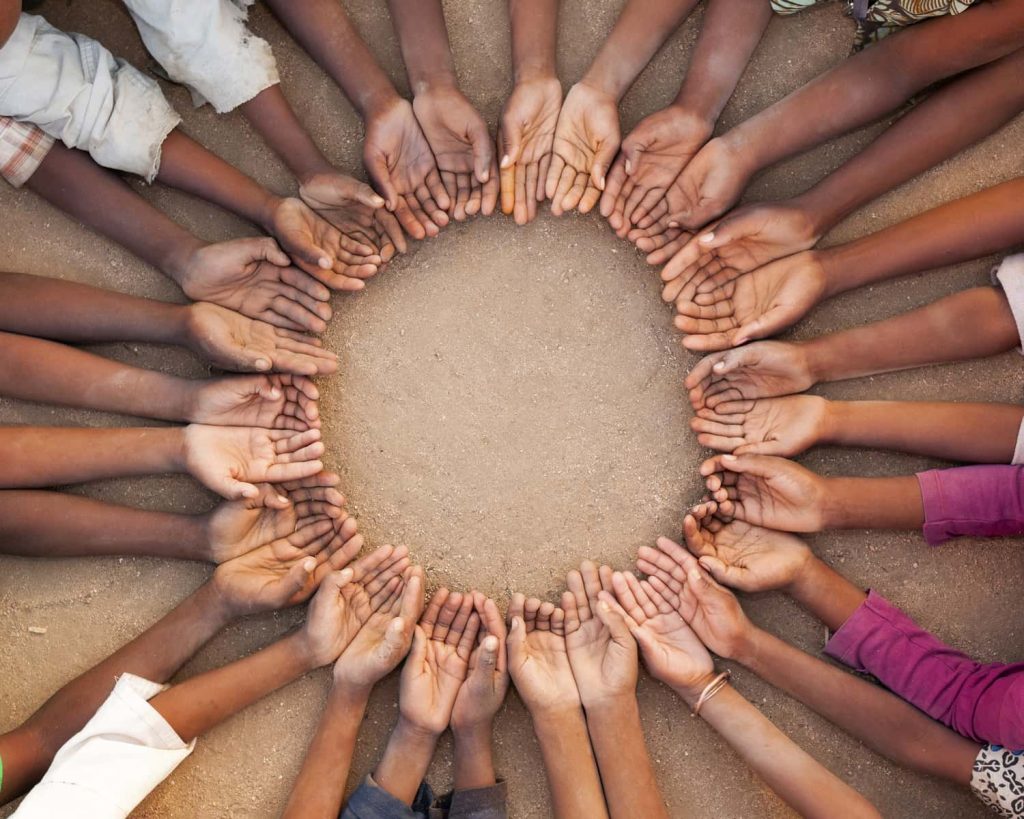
[595, 592, 636, 647]
[423, 169, 452, 220]
[434, 590, 463, 643]
[477, 633, 500, 673]
[599, 155, 628, 218]
[457, 611, 481, 658]
[447, 592, 475, 646]
[625, 571, 659, 619]
[400, 569, 425, 624]
[499, 128, 516, 215]
[508, 591, 526, 628]
[393, 195, 428, 240]
[544, 153, 566, 201]
[365, 154, 400, 212]
[513, 162, 528, 226]
[421, 587, 450, 636]
[561, 589, 580, 634]
[566, 568, 591, 622]
[480, 158, 500, 216]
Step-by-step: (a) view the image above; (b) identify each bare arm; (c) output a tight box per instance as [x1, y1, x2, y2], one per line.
[509, 0, 559, 82]
[533, 707, 609, 818]
[238, 86, 335, 185]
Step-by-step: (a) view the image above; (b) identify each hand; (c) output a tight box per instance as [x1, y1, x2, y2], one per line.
[185, 302, 339, 376]
[671, 252, 828, 351]
[656, 201, 820, 287]
[681, 500, 812, 593]
[627, 221, 693, 265]
[498, 76, 563, 224]
[400, 588, 480, 736]
[600, 106, 713, 236]
[187, 374, 320, 431]
[699, 453, 829, 533]
[413, 85, 499, 221]
[298, 545, 413, 668]
[685, 341, 814, 411]
[211, 511, 363, 615]
[606, 571, 714, 698]
[691, 394, 830, 457]
[299, 171, 408, 264]
[506, 593, 580, 715]
[269, 197, 381, 289]
[182, 424, 325, 499]
[364, 96, 450, 239]
[451, 592, 510, 732]
[635, 536, 755, 661]
[334, 566, 425, 689]
[545, 82, 620, 216]
[204, 474, 347, 563]
[177, 237, 332, 333]
[561, 561, 637, 709]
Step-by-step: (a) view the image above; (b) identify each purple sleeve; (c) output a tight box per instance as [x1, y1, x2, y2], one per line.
[916, 465, 1024, 546]
[824, 590, 1024, 749]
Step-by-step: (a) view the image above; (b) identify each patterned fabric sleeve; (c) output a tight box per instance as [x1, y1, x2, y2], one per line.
[0, 115, 53, 187]
[972, 745, 1024, 818]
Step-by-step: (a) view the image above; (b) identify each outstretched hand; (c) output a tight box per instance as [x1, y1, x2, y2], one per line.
[506, 593, 580, 715]
[685, 341, 814, 411]
[451, 592, 510, 732]
[498, 77, 563, 225]
[691, 394, 830, 457]
[188, 374, 321, 431]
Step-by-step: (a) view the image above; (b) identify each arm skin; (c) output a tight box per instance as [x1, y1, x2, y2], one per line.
[532, 707, 609, 819]
[385, 0, 458, 96]
[784, 555, 867, 633]
[372, 719, 439, 805]
[509, 0, 558, 83]
[0, 582, 236, 803]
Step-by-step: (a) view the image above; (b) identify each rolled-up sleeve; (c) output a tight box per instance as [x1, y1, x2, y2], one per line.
[0, 13, 179, 180]
[916, 465, 1024, 546]
[122, 0, 279, 114]
[0, 115, 53, 186]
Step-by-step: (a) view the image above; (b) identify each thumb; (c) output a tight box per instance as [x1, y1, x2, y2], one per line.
[251, 236, 291, 268]
[224, 478, 260, 500]
[383, 616, 411, 659]
[364, 152, 399, 211]
[351, 179, 386, 209]
[591, 140, 620, 191]
[507, 615, 526, 653]
[279, 556, 318, 602]
[696, 217, 738, 251]
[696, 555, 736, 588]
[470, 120, 494, 184]
[499, 120, 523, 169]
[596, 593, 634, 645]
[732, 314, 776, 348]
[407, 624, 429, 666]
[620, 138, 644, 177]
[478, 634, 500, 670]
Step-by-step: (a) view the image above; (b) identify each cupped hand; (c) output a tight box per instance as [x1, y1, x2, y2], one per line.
[498, 76, 563, 224]
[185, 302, 339, 376]
[451, 592, 510, 732]
[365, 96, 451, 239]
[177, 237, 332, 333]
[188, 374, 320, 431]
[300, 171, 408, 263]
[399, 588, 480, 736]
[699, 453, 829, 533]
[685, 340, 814, 411]
[414, 85, 499, 221]
[506, 593, 580, 714]
[691, 394, 830, 457]
[561, 561, 637, 709]
[183, 424, 325, 500]
[681, 500, 811, 593]
[545, 82, 620, 216]
[600, 106, 712, 236]
[671, 252, 828, 351]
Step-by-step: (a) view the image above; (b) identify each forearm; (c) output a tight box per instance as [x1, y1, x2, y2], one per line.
[672, 0, 771, 124]
[586, 698, 667, 819]
[263, 0, 401, 119]
[786, 555, 868, 632]
[796, 48, 1024, 235]
[239, 86, 333, 184]
[819, 178, 1024, 297]
[509, 0, 559, 82]
[387, 0, 458, 93]
[583, 0, 699, 101]
[531, 707, 609, 819]
[0, 426, 185, 488]
[453, 724, 497, 791]
[0, 272, 190, 345]
[679, 682, 878, 818]
[24, 142, 203, 282]
[150, 630, 315, 742]
[824, 400, 1024, 463]
[736, 627, 981, 785]
[819, 475, 924, 531]
[0, 490, 207, 560]
[373, 718, 440, 805]
[804, 288, 1020, 384]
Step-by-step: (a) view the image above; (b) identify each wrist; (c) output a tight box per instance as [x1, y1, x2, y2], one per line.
[328, 679, 373, 711]
[358, 84, 403, 121]
[514, 60, 557, 85]
[193, 579, 243, 628]
[718, 125, 765, 180]
[452, 719, 494, 746]
[257, 193, 285, 235]
[789, 188, 837, 240]
[578, 69, 625, 103]
[158, 426, 190, 474]
[818, 477, 849, 529]
[395, 714, 443, 747]
[160, 235, 206, 286]
[798, 336, 835, 386]
[672, 669, 722, 709]
[411, 69, 458, 97]
[581, 691, 638, 720]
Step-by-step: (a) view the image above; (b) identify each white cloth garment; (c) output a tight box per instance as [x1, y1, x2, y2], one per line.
[12, 674, 194, 819]
[122, 0, 279, 113]
[993, 253, 1024, 357]
[0, 13, 179, 181]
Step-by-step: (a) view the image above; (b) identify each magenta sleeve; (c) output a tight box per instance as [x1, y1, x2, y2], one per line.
[916, 465, 1024, 546]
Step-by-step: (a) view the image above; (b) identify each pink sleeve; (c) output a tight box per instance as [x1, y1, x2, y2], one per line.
[916, 465, 1024, 546]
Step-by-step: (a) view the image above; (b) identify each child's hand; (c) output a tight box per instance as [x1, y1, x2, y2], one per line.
[177, 237, 332, 334]
[451, 592, 510, 733]
[333, 566, 424, 690]
[606, 571, 714, 701]
[364, 96, 451, 239]
[600, 106, 712, 236]
[678, 501, 811, 593]
[188, 374, 321, 431]
[185, 302, 339, 376]
[299, 171, 407, 263]
[413, 86, 499, 221]
[561, 561, 638, 710]
[212, 513, 362, 615]
[691, 394, 830, 458]
[506, 593, 580, 716]
[700, 453, 829, 533]
[672, 252, 828, 351]
[299, 545, 413, 668]
[685, 340, 814, 411]
[498, 76, 563, 224]
[269, 197, 381, 289]
[635, 537, 755, 661]
[399, 589, 479, 736]
[545, 81, 620, 216]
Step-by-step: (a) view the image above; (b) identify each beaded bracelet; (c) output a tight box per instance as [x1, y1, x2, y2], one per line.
[691, 670, 731, 717]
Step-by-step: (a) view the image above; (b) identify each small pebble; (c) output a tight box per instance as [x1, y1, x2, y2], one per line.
[28, 626, 47, 635]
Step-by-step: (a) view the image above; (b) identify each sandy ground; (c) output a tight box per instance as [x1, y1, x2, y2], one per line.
[2, 1, 1023, 817]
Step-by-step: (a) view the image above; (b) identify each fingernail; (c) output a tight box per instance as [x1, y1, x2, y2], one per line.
[723, 454, 737, 461]
[255, 358, 271, 371]
[599, 601, 610, 612]
[277, 495, 288, 505]
[700, 232, 715, 243]
[500, 154, 511, 169]
[371, 195, 385, 206]
[511, 616, 521, 629]
[624, 159, 632, 174]
[318, 257, 331, 269]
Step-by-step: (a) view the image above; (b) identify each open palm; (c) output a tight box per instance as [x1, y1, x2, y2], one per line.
[686, 341, 814, 411]
[190, 374, 320, 430]
[692, 394, 829, 457]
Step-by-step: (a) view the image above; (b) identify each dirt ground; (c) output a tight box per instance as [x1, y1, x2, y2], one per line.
[2, 1, 1023, 817]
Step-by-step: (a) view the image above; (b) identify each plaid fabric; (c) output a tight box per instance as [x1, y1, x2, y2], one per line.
[0, 116, 54, 187]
